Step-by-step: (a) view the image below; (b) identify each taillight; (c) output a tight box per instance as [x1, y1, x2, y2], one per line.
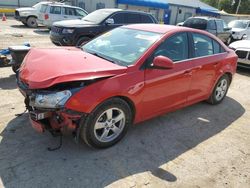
[44, 14, 49, 20]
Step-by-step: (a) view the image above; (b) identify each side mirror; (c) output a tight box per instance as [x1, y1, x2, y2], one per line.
[152, 56, 174, 69]
[105, 18, 114, 25]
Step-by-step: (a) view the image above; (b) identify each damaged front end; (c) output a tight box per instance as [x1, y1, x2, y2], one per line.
[17, 74, 87, 141]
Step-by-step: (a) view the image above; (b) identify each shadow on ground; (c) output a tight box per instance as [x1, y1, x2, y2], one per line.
[0, 74, 16, 90]
[10, 25, 46, 29]
[0, 97, 245, 187]
[33, 29, 50, 35]
[237, 67, 250, 77]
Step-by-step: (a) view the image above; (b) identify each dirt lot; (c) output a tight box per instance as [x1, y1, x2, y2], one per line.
[0, 19, 250, 188]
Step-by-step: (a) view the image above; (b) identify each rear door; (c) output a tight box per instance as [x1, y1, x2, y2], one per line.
[187, 32, 227, 104]
[49, 5, 62, 23]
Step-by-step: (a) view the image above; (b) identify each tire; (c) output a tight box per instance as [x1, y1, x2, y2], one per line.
[12, 64, 19, 73]
[26, 16, 38, 28]
[207, 74, 230, 105]
[21, 21, 27, 26]
[80, 98, 132, 148]
[76, 37, 90, 47]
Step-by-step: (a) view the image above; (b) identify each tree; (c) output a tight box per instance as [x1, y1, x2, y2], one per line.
[200, 0, 250, 14]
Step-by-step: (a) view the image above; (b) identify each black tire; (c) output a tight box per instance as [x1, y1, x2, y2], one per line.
[76, 37, 90, 47]
[12, 64, 19, 73]
[207, 74, 230, 105]
[26, 16, 38, 28]
[80, 98, 132, 149]
[21, 21, 27, 26]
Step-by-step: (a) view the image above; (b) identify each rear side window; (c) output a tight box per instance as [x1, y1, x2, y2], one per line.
[40, 5, 48, 13]
[192, 33, 213, 57]
[183, 18, 207, 30]
[207, 20, 216, 30]
[140, 14, 153, 23]
[124, 13, 141, 24]
[213, 40, 225, 54]
[215, 20, 224, 32]
[62, 7, 76, 16]
[153, 32, 189, 62]
[50, 6, 61, 14]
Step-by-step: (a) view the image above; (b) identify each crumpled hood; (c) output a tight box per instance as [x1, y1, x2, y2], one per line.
[232, 28, 246, 33]
[53, 19, 96, 28]
[19, 47, 127, 89]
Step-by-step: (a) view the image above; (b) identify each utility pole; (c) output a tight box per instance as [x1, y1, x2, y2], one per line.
[236, 0, 241, 14]
[17, 0, 20, 7]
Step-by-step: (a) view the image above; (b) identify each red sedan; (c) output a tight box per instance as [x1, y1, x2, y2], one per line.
[17, 24, 237, 148]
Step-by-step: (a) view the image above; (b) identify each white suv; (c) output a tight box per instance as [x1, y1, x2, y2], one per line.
[37, 3, 88, 28]
[14, 1, 64, 28]
[228, 20, 250, 41]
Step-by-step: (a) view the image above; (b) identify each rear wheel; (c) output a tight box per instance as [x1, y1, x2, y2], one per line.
[80, 98, 132, 148]
[207, 74, 230, 105]
[26, 16, 38, 28]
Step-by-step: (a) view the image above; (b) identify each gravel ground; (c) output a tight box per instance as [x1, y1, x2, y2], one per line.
[0, 19, 250, 188]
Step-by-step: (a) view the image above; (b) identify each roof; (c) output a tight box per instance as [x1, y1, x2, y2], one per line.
[123, 24, 197, 34]
[117, 0, 169, 9]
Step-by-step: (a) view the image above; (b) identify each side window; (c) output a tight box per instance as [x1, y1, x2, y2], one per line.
[207, 20, 216, 30]
[62, 7, 76, 16]
[75, 9, 87, 17]
[124, 13, 141, 24]
[140, 14, 153, 23]
[96, 3, 105, 9]
[215, 20, 224, 32]
[153, 33, 189, 62]
[40, 5, 48, 13]
[213, 40, 226, 54]
[50, 6, 61, 14]
[193, 33, 213, 57]
[110, 13, 124, 24]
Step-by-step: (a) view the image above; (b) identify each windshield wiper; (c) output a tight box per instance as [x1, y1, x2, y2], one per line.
[87, 51, 126, 66]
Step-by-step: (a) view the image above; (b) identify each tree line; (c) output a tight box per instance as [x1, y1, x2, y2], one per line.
[201, 0, 250, 14]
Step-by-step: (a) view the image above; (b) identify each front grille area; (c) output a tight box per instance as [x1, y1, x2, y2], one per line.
[236, 50, 248, 59]
[51, 26, 63, 34]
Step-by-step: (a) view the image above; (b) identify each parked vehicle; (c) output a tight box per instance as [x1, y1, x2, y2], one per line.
[17, 24, 237, 148]
[50, 8, 158, 46]
[9, 44, 31, 73]
[229, 40, 250, 68]
[14, 1, 64, 28]
[228, 20, 250, 41]
[183, 17, 232, 44]
[37, 4, 88, 28]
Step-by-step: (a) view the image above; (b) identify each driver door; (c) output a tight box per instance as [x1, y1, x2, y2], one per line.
[141, 32, 195, 119]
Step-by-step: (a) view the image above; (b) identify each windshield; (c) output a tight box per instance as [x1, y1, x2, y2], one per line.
[32, 3, 42, 9]
[183, 18, 207, 30]
[82, 28, 162, 66]
[82, 9, 114, 24]
[228, 20, 249, 29]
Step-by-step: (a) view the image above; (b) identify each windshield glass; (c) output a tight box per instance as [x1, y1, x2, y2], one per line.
[183, 18, 207, 30]
[82, 9, 114, 24]
[82, 28, 162, 66]
[32, 3, 42, 9]
[228, 20, 249, 29]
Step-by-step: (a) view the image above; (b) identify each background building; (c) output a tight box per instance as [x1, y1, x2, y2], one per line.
[0, 0, 225, 24]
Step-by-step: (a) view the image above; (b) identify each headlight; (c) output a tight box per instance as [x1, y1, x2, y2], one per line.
[34, 90, 72, 108]
[62, 28, 75, 34]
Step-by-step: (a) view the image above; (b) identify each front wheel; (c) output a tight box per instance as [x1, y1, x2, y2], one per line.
[76, 37, 90, 47]
[80, 98, 132, 148]
[26, 17, 38, 28]
[207, 74, 230, 105]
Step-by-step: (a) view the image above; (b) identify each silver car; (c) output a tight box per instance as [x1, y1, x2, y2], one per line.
[37, 3, 88, 28]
